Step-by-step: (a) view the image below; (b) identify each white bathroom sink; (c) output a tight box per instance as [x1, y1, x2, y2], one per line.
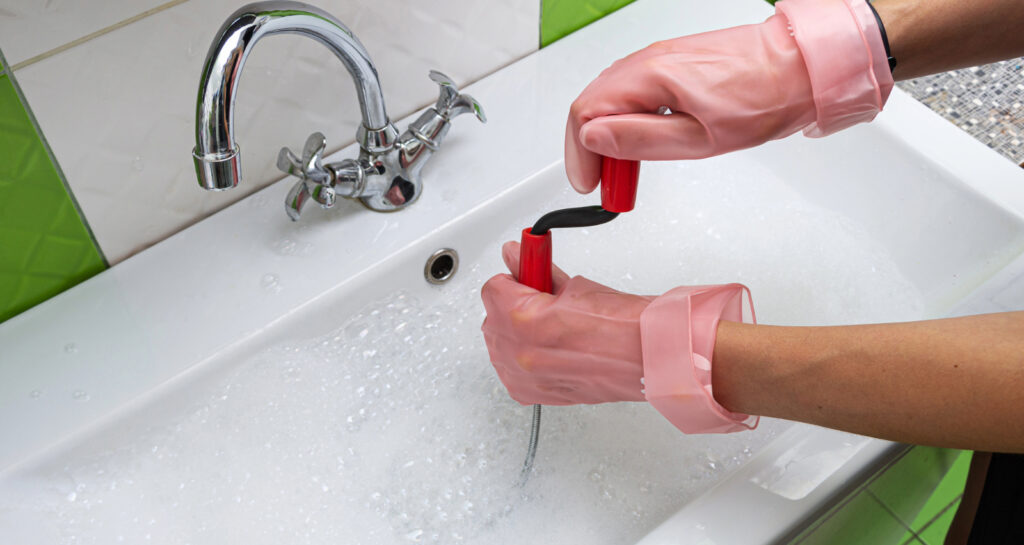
[3, 0, 1024, 543]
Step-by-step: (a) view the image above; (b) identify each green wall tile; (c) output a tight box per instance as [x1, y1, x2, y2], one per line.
[916, 499, 960, 545]
[868, 447, 961, 526]
[798, 490, 921, 545]
[0, 72, 106, 323]
[786, 448, 966, 545]
[904, 451, 971, 544]
[541, 0, 636, 47]
[540, 0, 778, 48]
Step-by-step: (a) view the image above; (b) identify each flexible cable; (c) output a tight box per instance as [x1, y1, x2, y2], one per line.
[519, 205, 622, 485]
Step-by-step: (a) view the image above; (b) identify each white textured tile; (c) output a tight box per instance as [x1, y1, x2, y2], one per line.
[15, 0, 538, 262]
[0, 0, 169, 66]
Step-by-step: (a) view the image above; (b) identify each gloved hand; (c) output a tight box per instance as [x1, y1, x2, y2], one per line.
[565, 0, 894, 193]
[481, 241, 759, 433]
[480, 241, 652, 405]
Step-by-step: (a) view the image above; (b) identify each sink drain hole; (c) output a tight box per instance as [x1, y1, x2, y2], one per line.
[425, 248, 459, 285]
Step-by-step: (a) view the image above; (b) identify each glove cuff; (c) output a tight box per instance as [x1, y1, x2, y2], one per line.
[640, 284, 758, 434]
[776, 0, 894, 136]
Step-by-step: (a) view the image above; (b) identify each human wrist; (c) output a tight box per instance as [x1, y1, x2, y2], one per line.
[865, 1, 897, 72]
[708, 319, 753, 415]
[869, 0, 915, 80]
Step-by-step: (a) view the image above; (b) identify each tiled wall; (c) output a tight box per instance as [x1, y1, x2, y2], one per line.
[787, 448, 971, 545]
[541, 0, 635, 47]
[0, 50, 105, 323]
[0, 0, 640, 324]
[5, 0, 539, 265]
[0, 0, 540, 322]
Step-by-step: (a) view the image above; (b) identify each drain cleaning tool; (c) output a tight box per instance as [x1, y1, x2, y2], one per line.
[517, 156, 640, 485]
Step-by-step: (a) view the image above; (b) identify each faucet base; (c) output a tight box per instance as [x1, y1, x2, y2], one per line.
[358, 175, 421, 212]
[357, 123, 400, 154]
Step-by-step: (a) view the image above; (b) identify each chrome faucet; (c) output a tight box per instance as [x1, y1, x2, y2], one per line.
[192, 1, 485, 220]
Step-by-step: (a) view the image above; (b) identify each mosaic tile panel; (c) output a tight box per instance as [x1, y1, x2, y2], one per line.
[898, 59, 1024, 165]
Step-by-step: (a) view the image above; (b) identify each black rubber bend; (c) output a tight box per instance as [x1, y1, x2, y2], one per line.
[530, 205, 619, 235]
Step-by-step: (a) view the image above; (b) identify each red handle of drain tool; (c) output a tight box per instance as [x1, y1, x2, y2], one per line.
[518, 157, 640, 293]
[600, 156, 641, 213]
[519, 227, 553, 294]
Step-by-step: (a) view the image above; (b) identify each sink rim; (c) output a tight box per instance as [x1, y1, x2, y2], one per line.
[2, 0, 1024, 542]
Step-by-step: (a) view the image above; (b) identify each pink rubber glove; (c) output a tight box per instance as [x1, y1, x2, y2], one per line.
[481, 241, 759, 433]
[481, 241, 652, 405]
[566, 0, 894, 193]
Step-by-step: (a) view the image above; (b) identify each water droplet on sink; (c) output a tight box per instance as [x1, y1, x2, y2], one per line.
[261, 274, 282, 293]
[132, 157, 144, 172]
[282, 366, 301, 382]
[73, 390, 90, 402]
[274, 239, 298, 256]
[64, 343, 78, 354]
[29, 390, 41, 399]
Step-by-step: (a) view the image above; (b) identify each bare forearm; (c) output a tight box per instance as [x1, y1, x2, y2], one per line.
[873, 0, 1024, 80]
[712, 313, 1024, 452]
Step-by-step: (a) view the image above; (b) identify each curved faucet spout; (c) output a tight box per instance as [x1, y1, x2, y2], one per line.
[193, 1, 394, 190]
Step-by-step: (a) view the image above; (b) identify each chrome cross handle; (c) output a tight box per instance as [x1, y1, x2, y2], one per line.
[278, 132, 374, 221]
[279, 132, 336, 220]
[429, 70, 486, 124]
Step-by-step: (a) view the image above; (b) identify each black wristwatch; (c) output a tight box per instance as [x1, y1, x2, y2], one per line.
[866, 1, 898, 72]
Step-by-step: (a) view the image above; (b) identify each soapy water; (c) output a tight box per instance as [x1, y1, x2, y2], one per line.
[0, 159, 926, 544]
[0, 278, 788, 544]
[0, 279, 787, 545]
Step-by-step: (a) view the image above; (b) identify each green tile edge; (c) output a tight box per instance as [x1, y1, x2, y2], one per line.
[797, 491, 923, 545]
[540, 0, 778, 48]
[0, 47, 107, 324]
[784, 447, 968, 545]
[783, 473, 902, 543]
[904, 450, 972, 545]
[540, 0, 637, 48]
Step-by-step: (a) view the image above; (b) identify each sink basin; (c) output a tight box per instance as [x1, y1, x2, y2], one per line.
[3, 0, 1024, 543]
